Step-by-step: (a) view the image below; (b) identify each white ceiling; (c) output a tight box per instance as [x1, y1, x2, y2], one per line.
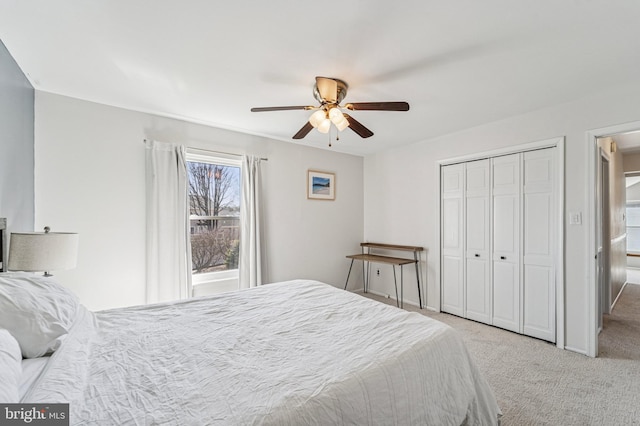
[2, 1, 640, 156]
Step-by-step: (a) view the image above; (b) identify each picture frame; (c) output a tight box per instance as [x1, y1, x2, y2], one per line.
[307, 170, 335, 200]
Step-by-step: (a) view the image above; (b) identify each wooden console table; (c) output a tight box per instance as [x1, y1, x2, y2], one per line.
[344, 242, 423, 309]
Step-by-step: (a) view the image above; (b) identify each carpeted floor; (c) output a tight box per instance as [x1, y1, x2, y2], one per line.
[361, 283, 640, 425]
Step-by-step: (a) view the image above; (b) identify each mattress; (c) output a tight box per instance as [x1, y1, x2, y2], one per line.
[22, 279, 500, 425]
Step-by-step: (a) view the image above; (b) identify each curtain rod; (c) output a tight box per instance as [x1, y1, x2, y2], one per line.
[142, 139, 267, 161]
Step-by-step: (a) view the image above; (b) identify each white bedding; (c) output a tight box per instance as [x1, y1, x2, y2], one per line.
[22, 279, 500, 425]
[19, 357, 49, 399]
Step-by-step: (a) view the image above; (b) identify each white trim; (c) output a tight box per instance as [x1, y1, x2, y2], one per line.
[564, 345, 588, 356]
[438, 137, 562, 166]
[437, 136, 565, 347]
[433, 162, 442, 311]
[611, 281, 628, 310]
[364, 288, 423, 309]
[587, 120, 640, 358]
[556, 138, 566, 350]
[186, 151, 243, 167]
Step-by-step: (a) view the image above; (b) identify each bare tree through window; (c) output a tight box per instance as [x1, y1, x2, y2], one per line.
[188, 160, 240, 274]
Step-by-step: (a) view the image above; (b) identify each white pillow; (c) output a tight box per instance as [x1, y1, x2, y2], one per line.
[0, 329, 22, 402]
[0, 272, 80, 358]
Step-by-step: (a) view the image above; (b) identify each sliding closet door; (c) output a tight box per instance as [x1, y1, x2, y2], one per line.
[464, 159, 491, 324]
[491, 154, 521, 333]
[522, 148, 556, 342]
[441, 163, 465, 316]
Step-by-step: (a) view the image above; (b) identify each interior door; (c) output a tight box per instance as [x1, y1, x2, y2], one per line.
[491, 154, 521, 332]
[465, 159, 491, 324]
[522, 148, 556, 342]
[441, 163, 465, 316]
[596, 148, 611, 331]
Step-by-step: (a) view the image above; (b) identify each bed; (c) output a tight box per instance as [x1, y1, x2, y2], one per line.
[1, 273, 501, 425]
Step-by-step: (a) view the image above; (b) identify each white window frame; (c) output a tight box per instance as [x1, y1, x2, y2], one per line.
[626, 200, 640, 255]
[186, 151, 242, 290]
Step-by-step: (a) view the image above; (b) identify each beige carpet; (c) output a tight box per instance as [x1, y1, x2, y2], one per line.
[361, 284, 640, 425]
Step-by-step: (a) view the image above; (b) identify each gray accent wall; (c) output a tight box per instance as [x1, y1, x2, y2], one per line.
[0, 39, 34, 236]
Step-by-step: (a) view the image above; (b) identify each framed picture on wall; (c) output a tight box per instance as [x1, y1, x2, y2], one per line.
[307, 170, 335, 200]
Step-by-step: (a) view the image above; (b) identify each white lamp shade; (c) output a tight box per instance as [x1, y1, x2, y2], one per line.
[329, 107, 344, 123]
[308, 110, 326, 128]
[317, 118, 331, 134]
[8, 232, 79, 272]
[335, 117, 349, 131]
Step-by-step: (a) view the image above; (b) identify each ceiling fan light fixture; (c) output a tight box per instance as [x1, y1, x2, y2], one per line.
[317, 118, 331, 134]
[328, 107, 344, 123]
[335, 117, 349, 131]
[308, 110, 326, 128]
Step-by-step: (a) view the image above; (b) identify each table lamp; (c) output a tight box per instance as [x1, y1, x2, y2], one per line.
[7, 226, 78, 277]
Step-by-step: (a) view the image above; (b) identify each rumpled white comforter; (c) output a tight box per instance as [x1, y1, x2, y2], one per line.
[23, 280, 500, 425]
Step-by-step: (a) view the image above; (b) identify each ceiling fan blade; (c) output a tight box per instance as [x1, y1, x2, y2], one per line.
[345, 101, 410, 111]
[315, 77, 339, 103]
[292, 122, 314, 139]
[343, 113, 374, 138]
[251, 106, 313, 112]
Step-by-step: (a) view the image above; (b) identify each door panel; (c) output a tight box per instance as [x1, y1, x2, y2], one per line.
[493, 195, 518, 254]
[442, 256, 464, 316]
[442, 198, 461, 250]
[466, 258, 490, 323]
[523, 265, 554, 340]
[441, 164, 464, 316]
[522, 148, 555, 342]
[465, 160, 491, 324]
[493, 261, 519, 331]
[492, 153, 521, 332]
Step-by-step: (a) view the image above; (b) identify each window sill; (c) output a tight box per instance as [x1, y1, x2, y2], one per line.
[192, 270, 239, 297]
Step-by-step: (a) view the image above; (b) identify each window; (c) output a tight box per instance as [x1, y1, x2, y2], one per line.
[627, 201, 640, 254]
[187, 153, 242, 293]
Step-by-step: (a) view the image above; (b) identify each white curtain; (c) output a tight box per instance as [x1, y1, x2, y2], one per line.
[145, 140, 192, 303]
[239, 155, 263, 289]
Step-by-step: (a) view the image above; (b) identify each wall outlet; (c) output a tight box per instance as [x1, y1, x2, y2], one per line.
[376, 269, 380, 276]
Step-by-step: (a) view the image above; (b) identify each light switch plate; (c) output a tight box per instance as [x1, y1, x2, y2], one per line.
[569, 212, 582, 225]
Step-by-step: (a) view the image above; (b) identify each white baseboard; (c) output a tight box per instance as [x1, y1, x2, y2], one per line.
[564, 346, 589, 356]
[611, 281, 628, 310]
[362, 289, 423, 309]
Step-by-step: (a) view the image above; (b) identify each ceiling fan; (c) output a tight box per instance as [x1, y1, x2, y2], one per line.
[251, 76, 410, 141]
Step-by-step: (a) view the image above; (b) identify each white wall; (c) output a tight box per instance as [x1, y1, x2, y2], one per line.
[0, 40, 34, 238]
[364, 81, 640, 354]
[623, 152, 640, 173]
[627, 181, 640, 201]
[35, 92, 363, 310]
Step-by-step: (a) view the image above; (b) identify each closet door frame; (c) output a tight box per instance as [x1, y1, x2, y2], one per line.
[436, 137, 565, 349]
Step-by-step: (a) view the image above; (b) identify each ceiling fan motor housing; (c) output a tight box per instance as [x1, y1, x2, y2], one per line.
[313, 77, 348, 104]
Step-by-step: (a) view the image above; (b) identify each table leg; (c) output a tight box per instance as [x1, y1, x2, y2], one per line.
[400, 266, 404, 309]
[344, 259, 355, 290]
[414, 253, 422, 309]
[392, 265, 399, 308]
[362, 260, 371, 293]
